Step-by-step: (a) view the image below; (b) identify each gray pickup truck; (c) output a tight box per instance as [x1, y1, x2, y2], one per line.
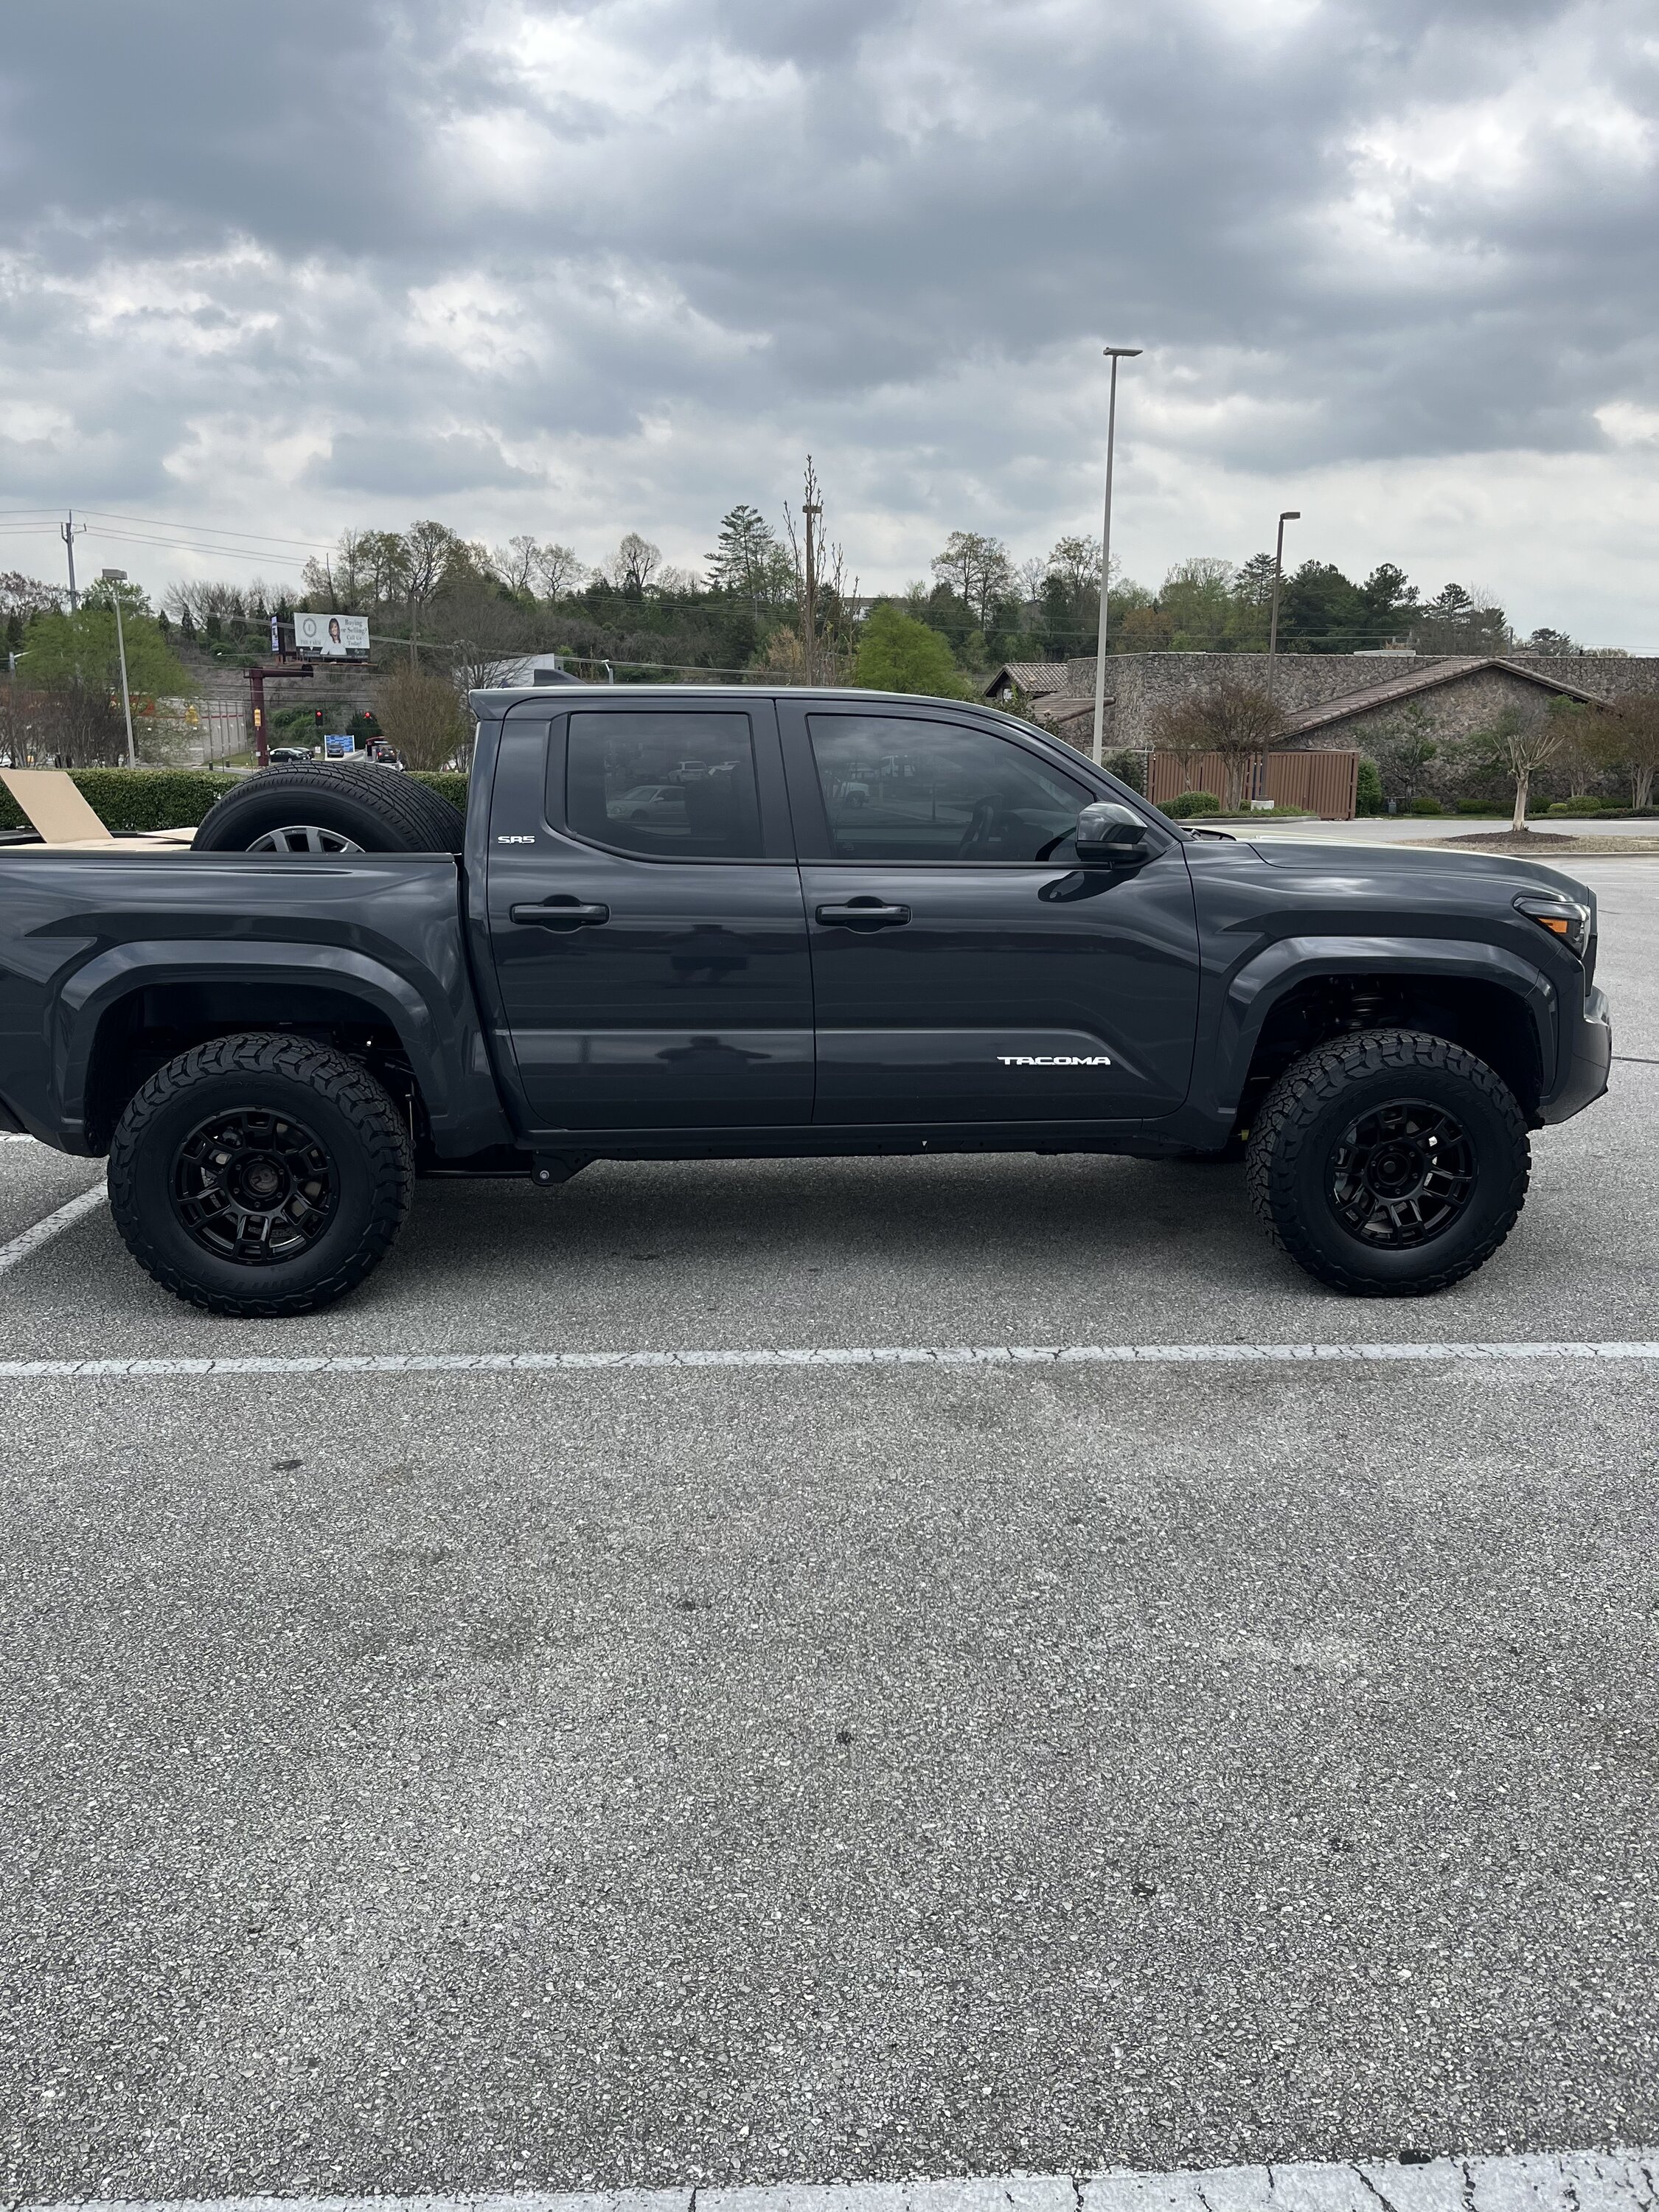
[0, 686, 1610, 1315]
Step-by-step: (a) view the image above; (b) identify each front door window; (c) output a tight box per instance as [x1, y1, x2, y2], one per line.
[808, 714, 1088, 863]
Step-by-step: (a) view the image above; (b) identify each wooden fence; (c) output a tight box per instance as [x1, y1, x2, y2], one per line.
[1146, 747, 1359, 820]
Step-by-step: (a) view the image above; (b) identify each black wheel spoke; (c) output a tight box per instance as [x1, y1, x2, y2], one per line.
[170, 1106, 338, 1266]
[1326, 1097, 1477, 1249]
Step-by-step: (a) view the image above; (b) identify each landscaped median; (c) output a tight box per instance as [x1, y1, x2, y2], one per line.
[0, 768, 469, 836]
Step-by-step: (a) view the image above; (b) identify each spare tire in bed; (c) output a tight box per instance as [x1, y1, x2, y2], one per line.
[192, 765, 465, 855]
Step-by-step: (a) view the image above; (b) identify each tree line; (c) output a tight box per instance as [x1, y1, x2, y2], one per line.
[0, 470, 1611, 771]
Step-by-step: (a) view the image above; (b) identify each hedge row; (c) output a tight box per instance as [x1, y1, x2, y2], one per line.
[0, 769, 243, 834]
[0, 766, 473, 836]
[408, 771, 470, 813]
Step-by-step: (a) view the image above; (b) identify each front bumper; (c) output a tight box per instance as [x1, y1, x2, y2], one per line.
[1540, 983, 1612, 1124]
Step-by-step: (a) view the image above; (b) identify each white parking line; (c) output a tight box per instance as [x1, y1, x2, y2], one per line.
[0, 1336, 1655, 1380]
[15, 2146, 1659, 2212]
[0, 1181, 107, 1277]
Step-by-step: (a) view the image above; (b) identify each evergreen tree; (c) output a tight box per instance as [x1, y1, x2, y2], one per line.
[708, 504, 784, 616]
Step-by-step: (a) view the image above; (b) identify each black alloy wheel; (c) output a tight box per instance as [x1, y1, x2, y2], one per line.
[1245, 1027, 1530, 1297]
[108, 1032, 413, 1316]
[171, 1107, 339, 1264]
[1327, 1099, 1475, 1249]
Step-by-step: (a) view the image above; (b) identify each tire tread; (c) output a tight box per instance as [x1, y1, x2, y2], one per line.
[1245, 1026, 1529, 1297]
[192, 765, 465, 853]
[108, 1031, 412, 1317]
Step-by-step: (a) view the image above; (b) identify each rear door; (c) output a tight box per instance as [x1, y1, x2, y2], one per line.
[779, 703, 1200, 1126]
[484, 699, 813, 1134]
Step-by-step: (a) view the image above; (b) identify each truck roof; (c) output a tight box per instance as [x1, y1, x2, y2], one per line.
[468, 684, 998, 714]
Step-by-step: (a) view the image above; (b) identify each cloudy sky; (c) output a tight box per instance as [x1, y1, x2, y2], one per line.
[2, 0, 1657, 641]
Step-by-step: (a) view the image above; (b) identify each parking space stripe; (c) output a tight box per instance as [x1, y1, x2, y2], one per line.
[13, 2146, 1659, 2212]
[0, 1182, 107, 1277]
[0, 1336, 1655, 1380]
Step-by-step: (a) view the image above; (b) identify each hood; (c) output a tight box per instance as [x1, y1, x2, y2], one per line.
[1244, 836, 1595, 903]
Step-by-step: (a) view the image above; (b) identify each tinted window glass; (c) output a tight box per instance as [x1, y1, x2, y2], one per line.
[566, 712, 763, 859]
[808, 714, 1090, 862]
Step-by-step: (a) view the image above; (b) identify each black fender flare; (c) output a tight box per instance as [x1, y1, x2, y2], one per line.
[55, 940, 514, 1157]
[1206, 934, 1559, 1119]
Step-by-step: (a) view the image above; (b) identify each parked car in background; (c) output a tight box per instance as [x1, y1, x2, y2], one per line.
[610, 782, 689, 824]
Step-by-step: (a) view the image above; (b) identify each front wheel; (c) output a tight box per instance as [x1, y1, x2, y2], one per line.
[108, 1033, 414, 1316]
[1245, 1028, 1530, 1296]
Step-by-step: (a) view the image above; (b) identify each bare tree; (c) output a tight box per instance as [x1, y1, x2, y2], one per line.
[437, 577, 535, 697]
[604, 534, 662, 595]
[531, 542, 587, 601]
[1046, 535, 1102, 596]
[1470, 704, 1568, 831]
[493, 535, 540, 595]
[400, 520, 462, 665]
[1586, 692, 1659, 810]
[379, 665, 470, 771]
[931, 530, 1017, 632]
[1016, 554, 1047, 611]
[782, 457, 855, 686]
[1149, 671, 1290, 811]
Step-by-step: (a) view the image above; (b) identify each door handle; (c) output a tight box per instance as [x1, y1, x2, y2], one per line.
[815, 900, 911, 929]
[509, 898, 611, 930]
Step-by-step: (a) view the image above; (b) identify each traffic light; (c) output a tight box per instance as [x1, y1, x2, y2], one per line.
[314, 710, 324, 731]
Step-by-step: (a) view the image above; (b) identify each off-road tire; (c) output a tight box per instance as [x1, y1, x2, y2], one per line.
[1245, 1027, 1530, 1296]
[108, 1032, 414, 1316]
[192, 765, 465, 854]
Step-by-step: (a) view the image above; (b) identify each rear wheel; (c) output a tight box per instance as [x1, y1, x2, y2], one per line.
[192, 765, 464, 855]
[108, 1033, 413, 1316]
[1245, 1027, 1529, 1295]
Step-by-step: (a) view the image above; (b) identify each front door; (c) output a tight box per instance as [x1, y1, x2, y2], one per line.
[485, 701, 813, 1134]
[780, 705, 1200, 1126]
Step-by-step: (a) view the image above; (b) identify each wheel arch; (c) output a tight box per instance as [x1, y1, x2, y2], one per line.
[1217, 938, 1557, 1133]
[60, 943, 510, 1158]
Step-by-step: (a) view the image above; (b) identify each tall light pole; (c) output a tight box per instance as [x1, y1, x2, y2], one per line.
[1265, 509, 1300, 703]
[1091, 346, 1142, 766]
[101, 568, 137, 768]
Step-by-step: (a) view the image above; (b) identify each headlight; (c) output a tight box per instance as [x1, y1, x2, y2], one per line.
[1514, 893, 1591, 959]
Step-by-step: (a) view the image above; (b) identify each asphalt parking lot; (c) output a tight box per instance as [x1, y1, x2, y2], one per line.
[2, 860, 1655, 2204]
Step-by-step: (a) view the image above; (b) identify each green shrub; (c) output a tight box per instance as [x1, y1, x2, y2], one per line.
[1355, 757, 1384, 815]
[1405, 794, 1443, 815]
[1164, 789, 1222, 818]
[409, 771, 469, 813]
[0, 768, 241, 834]
[1547, 796, 1607, 816]
[1102, 747, 1144, 795]
[1457, 799, 1496, 815]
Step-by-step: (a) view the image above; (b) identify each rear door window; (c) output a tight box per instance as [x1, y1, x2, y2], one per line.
[566, 711, 764, 860]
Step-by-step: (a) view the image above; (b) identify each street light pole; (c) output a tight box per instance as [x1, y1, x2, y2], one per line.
[1091, 346, 1142, 766]
[101, 568, 137, 768]
[1265, 509, 1300, 703]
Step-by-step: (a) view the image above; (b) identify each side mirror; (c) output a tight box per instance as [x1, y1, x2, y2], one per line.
[1074, 800, 1152, 863]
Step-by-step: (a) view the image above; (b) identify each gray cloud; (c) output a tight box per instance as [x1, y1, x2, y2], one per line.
[1, 0, 1657, 635]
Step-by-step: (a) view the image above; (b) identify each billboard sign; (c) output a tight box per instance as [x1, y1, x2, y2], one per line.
[294, 610, 370, 659]
[323, 732, 356, 758]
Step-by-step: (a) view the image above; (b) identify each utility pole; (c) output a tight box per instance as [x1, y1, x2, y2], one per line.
[1091, 347, 1142, 766]
[60, 511, 85, 612]
[1265, 509, 1300, 702]
[802, 463, 821, 689]
[101, 568, 137, 768]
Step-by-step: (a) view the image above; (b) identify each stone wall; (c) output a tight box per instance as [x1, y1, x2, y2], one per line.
[1051, 651, 1659, 754]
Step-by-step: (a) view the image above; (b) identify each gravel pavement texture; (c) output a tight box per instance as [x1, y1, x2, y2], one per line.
[0, 858, 1654, 2202]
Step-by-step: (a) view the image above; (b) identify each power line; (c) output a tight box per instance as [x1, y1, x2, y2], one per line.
[74, 507, 337, 551]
